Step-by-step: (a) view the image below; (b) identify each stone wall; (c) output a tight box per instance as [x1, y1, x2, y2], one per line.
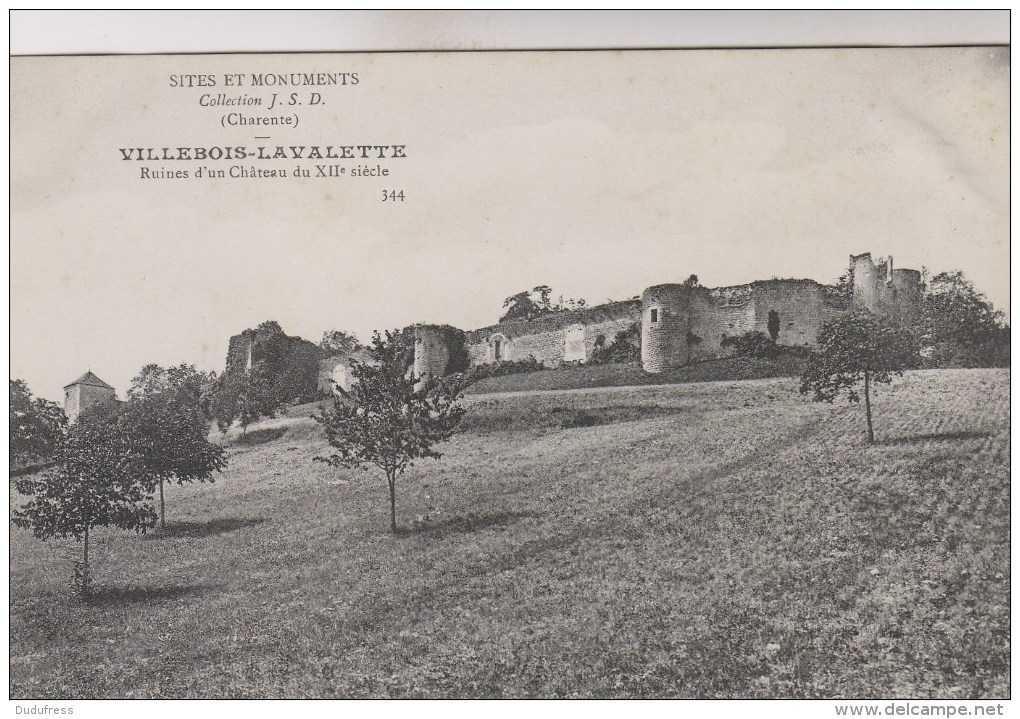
[749, 280, 829, 348]
[414, 250, 921, 376]
[464, 300, 640, 368]
[581, 317, 640, 359]
[689, 288, 757, 363]
[318, 348, 375, 395]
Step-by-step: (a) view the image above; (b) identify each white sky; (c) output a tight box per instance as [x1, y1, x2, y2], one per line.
[10, 46, 1009, 402]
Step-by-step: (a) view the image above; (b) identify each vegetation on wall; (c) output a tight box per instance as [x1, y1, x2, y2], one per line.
[721, 331, 779, 359]
[767, 310, 781, 342]
[422, 324, 470, 375]
[589, 324, 641, 365]
[500, 285, 588, 323]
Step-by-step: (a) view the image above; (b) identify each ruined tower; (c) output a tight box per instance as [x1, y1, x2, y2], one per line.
[63, 370, 116, 423]
[412, 324, 468, 380]
[413, 325, 453, 380]
[850, 252, 923, 320]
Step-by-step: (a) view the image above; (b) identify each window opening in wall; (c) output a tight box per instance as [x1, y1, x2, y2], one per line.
[650, 308, 659, 323]
[493, 337, 502, 361]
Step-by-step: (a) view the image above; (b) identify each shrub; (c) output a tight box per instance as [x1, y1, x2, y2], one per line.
[466, 356, 544, 382]
[721, 331, 777, 358]
[590, 324, 641, 365]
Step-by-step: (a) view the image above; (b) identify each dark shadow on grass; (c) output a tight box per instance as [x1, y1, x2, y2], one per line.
[85, 583, 216, 607]
[235, 426, 288, 446]
[879, 430, 992, 446]
[396, 511, 537, 538]
[142, 517, 266, 540]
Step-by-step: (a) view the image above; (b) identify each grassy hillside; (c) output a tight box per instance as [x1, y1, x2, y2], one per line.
[463, 354, 807, 395]
[9, 369, 1009, 698]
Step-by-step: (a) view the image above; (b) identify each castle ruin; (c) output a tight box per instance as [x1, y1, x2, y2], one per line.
[413, 252, 923, 377]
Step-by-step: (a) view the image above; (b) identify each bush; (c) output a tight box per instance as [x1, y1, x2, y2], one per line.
[721, 331, 777, 358]
[590, 324, 641, 365]
[466, 356, 544, 382]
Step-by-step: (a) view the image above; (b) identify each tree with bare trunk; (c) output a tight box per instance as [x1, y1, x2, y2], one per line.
[315, 330, 465, 533]
[800, 309, 919, 443]
[124, 364, 227, 530]
[12, 407, 156, 600]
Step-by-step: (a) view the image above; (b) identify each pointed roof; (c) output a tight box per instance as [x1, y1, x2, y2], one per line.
[63, 371, 114, 390]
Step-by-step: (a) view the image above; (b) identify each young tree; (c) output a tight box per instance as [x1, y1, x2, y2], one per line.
[800, 310, 919, 443]
[123, 364, 227, 529]
[12, 408, 156, 600]
[315, 331, 466, 533]
[10, 379, 67, 469]
[212, 364, 280, 435]
[767, 310, 781, 342]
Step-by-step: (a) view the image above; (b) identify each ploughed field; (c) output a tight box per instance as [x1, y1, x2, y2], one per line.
[9, 369, 1009, 698]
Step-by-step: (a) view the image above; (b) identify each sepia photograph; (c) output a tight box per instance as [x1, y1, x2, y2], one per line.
[8, 10, 1010, 707]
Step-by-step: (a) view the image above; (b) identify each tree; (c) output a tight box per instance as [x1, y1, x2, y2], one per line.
[828, 267, 853, 303]
[800, 310, 919, 443]
[315, 331, 466, 533]
[499, 285, 587, 323]
[123, 364, 227, 529]
[767, 310, 781, 342]
[10, 379, 67, 469]
[500, 289, 545, 322]
[12, 407, 156, 600]
[320, 329, 362, 356]
[921, 271, 1009, 368]
[212, 364, 280, 435]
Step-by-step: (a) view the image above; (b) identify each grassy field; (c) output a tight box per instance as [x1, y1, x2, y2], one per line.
[9, 369, 1009, 698]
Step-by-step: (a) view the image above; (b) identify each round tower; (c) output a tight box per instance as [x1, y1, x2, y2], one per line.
[890, 268, 923, 322]
[641, 284, 690, 373]
[413, 325, 452, 380]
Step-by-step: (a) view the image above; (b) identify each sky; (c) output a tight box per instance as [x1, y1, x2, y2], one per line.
[10, 47, 1010, 402]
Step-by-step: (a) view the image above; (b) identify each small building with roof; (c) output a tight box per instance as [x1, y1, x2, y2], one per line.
[63, 371, 117, 423]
